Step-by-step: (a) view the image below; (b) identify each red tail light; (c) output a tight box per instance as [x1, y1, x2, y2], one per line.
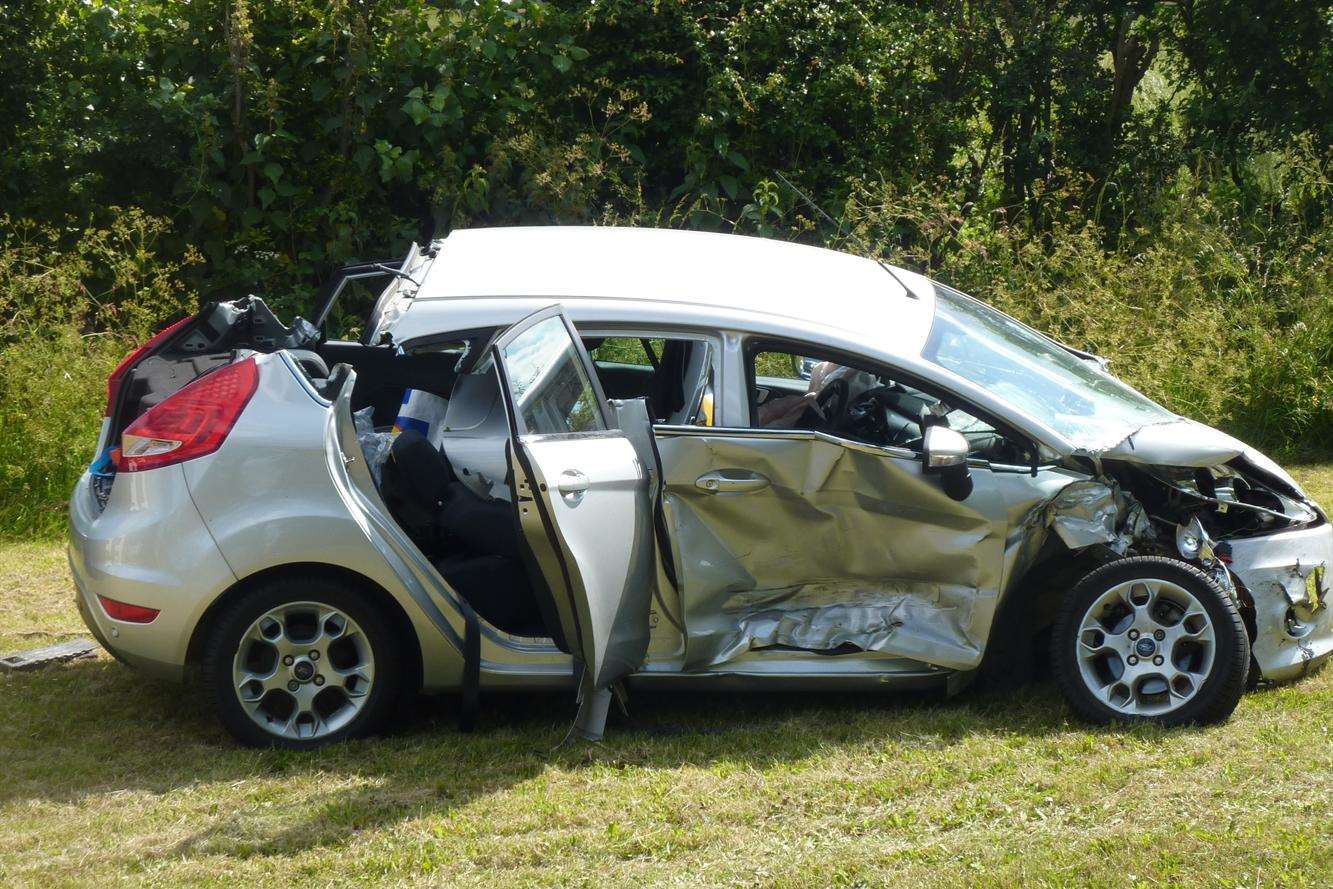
[116, 357, 259, 472]
[105, 316, 194, 417]
[97, 595, 160, 623]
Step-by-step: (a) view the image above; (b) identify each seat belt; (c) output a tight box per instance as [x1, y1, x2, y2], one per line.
[457, 596, 481, 732]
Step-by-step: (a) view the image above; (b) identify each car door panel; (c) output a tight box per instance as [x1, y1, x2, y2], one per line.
[654, 427, 1013, 671]
[491, 306, 657, 706]
[508, 433, 655, 686]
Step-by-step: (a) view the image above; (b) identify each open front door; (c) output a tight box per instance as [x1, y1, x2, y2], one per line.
[491, 306, 656, 738]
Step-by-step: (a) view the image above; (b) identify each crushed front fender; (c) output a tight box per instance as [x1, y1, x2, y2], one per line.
[1227, 521, 1333, 682]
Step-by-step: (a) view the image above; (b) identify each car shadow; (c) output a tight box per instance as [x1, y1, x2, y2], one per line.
[0, 654, 1088, 862]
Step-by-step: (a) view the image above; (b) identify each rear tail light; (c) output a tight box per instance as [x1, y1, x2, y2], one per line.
[116, 357, 259, 472]
[97, 595, 160, 623]
[105, 316, 194, 417]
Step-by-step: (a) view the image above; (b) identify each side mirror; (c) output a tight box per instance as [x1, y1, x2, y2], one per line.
[922, 425, 973, 500]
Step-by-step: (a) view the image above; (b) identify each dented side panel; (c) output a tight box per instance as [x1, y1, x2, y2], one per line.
[1227, 521, 1333, 682]
[655, 429, 1061, 671]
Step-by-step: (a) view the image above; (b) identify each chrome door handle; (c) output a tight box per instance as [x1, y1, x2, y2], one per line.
[695, 470, 771, 494]
[557, 469, 590, 499]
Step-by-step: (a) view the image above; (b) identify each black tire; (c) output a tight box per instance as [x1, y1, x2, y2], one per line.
[1051, 556, 1249, 727]
[202, 575, 405, 748]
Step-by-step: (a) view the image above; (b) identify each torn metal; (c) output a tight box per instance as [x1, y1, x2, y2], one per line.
[1226, 522, 1333, 682]
[1044, 478, 1152, 554]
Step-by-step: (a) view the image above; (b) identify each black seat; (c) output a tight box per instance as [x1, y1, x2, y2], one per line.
[379, 430, 544, 634]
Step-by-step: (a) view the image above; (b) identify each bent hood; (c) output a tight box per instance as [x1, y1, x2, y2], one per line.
[1090, 418, 1308, 499]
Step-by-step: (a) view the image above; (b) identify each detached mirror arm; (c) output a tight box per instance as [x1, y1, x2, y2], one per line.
[921, 424, 973, 501]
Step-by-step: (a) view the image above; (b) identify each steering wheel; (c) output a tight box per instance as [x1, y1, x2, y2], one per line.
[799, 377, 849, 431]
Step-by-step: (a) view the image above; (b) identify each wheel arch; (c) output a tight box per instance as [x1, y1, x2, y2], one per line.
[974, 542, 1121, 691]
[184, 562, 424, 694]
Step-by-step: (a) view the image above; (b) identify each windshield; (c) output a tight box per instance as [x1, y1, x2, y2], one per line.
[922, 284, 1174, 448]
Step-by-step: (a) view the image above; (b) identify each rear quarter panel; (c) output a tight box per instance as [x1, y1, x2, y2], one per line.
[182, 353, 466, 689]
[68, 462, 236, 678]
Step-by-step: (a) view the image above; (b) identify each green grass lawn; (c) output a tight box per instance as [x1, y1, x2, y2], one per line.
[2, 470, 1332, 887]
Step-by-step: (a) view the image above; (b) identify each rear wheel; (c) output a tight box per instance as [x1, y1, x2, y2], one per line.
[1051, 556, 1249, 726]
[202, 576, 404, 748]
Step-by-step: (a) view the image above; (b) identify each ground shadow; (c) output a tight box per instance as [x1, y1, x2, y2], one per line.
[0, 653, 1084, 861]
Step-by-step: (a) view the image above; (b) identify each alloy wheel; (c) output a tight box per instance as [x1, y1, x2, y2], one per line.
[1074, 578, 1216, 716]
[231, 601, 376, 740]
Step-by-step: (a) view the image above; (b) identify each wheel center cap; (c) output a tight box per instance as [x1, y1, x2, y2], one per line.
[293, 659, 315, 681]
[1134, 637, 1157, 657]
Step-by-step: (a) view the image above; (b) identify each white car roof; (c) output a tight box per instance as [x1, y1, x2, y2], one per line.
[411, 226, 936, 350]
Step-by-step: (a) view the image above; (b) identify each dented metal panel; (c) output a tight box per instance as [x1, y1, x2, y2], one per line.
[655, 428, 1015, 671]
[1227, 521, 1333, 682]
[1044, 479, 1151, 554]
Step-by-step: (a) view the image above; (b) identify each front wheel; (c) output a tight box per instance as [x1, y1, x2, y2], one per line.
[202, 576, 404, 748]
[1051, 556, 1249, 727]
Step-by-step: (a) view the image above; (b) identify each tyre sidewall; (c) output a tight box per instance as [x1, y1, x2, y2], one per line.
[203, 577, 403, 748]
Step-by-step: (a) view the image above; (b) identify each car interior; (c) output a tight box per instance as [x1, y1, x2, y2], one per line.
[365, 331, 712, 643]
[749, 345, 1033, 466]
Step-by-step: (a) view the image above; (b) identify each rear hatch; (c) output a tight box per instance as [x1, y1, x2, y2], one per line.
[90, 296, 322, 508]
[90, 244, 429, 508]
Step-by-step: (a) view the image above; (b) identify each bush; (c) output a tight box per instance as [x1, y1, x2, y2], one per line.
[0, 1, 1329, 536]
[0, 330, 122, 538]
[842, 145, 1333, 456]
[0, 212, 197, 539]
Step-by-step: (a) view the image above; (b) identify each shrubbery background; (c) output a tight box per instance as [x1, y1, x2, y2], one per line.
[2, 0, 1329, 537]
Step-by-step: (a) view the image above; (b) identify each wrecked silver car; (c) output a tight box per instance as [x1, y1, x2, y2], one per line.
[68, 227, 1331, 747]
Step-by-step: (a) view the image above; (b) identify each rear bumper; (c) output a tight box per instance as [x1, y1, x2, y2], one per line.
[1228, 521, 1333, 683]
[67, 465, 237, 682]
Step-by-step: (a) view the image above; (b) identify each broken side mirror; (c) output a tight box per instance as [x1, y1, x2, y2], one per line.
[923, 424, 973, 501]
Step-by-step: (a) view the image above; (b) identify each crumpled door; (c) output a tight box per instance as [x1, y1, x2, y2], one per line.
[654, 428, 1017, 671]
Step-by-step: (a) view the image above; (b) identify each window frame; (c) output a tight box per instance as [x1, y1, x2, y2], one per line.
[576, 324, 723, 428]
[491, 306, 614, 438]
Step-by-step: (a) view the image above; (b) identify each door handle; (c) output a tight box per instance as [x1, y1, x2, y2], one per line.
[695, 470, 771, 494]
[557, 469, 590, 501]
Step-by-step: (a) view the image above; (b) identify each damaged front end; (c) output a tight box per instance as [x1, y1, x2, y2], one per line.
[1098, 453, 1332, 683]
[1042, 443, 1332, 685]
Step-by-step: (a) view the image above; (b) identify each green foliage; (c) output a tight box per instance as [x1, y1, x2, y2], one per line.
[0, 331, 121, 538]
[0, 215, 198, 538]
[0, 0, 1330, 535]
[844, 139, 1333, 452]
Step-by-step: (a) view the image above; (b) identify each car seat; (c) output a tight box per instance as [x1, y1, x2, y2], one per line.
[379, 430, 546, 635]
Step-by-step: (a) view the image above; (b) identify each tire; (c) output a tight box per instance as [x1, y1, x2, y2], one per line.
[1051, 556, 1249, 727]
[202, 575, 405, 748]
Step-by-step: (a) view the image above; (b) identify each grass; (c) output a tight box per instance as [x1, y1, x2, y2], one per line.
[1, 470, 1332, 887]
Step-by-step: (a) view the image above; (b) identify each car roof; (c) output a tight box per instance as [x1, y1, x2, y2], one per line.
[411, 226, 936, 349]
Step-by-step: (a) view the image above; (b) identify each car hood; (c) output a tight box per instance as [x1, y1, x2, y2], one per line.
[1089, 418, 1308, 498]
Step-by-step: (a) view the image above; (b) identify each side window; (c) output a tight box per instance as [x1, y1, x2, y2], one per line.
[581, 334, 714, 426]
[501, 315, 605, 435]
[747, 342, 1033, 465]
[587, 337, 665, 369]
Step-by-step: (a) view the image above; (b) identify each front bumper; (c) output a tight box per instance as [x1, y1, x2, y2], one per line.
[1227, 520, 1333, 683]
[67, 465, 237, 682]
